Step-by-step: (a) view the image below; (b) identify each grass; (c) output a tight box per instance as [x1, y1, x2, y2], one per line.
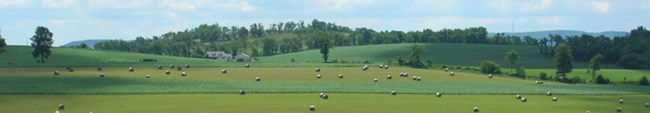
[526, 69, 650, 83]
[1, 94, 648, 113]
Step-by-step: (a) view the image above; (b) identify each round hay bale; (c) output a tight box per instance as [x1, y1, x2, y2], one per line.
[255, 76, 261, 81]
[97, 67, 102, 71]
[436, 92, 442, 97]
[315, 68, 320, 72]
[552, 96, 558, 102]
[379, 64, 384, 68]
[521, 98, 527, 102]
[473, 107, 479, 112]
[58, 104, 65, 110]
[181, 72, 187, 77]
[239, 90, 246, 95]
[488, 74, 493, 78]
[586, 111, 591, 113]
[516, 95, 522, 99]
[338, 74, 343, 79]
[386, 75, 392, 79]
[54, 70, 60, 75]
[412, 76, 417, 80]
[322, 94, 329, 100]
[316, 74, 321, 79]
[165, 70, 171, 75]
[157, 65, 163, 70]
[384, 65, 389, 69]
[176, 67, 182, 71]
[309, 105, 315, 111]
[619, 99, 624, 104]
[546, 92, 552, 96]
[404, 73, 409, 77]
[373, 78, 378, 82]
[170, 64, 175, 69]
[390, 91, 397, 95]
[55, 111, 60, 113]
[222, 69, 227, 74]
[399, 72, 405, 77]
[416, 77, 422, 81]
[644, 102, 649, 107]
[444, 68, 449, 72]
[68, 68, 74, 72]
[145, 75, 150, 78]
[449, 72, 455, 76]
[245, 64, 250, 68]
[319, 93, 325, 98]
[128, 67, 134, 72]
[185, 64, 191, 68]
[617, 107, 623, 112]
[100, 73, 104, 78]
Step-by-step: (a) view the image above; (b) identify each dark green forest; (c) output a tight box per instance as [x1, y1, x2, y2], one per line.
[93, 19, 650, 69]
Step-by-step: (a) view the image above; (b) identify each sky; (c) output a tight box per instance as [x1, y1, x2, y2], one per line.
[1, 0, 650, 46]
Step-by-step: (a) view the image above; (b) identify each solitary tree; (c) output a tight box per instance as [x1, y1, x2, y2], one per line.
[31, 26, 54, 63]
[0, 28, 6, 54]
[589, 54, 604, 82]
[409, 43, 425, 67]
[505, 49, 520, 73]
[554, 44, 573, 78]
[318, 35, 334, 63]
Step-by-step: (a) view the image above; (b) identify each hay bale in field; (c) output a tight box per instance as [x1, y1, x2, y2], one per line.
[170, 64, 175, 69]
[552, 96, 557, 102]
[515, 95, 522, 99]
[322, 94, 329, 100]
[586, 111, 591, 113]
[145, 75, 150, 78]
[68, 68, 74, 72]
[239, 90, 246, 95]
[645, 102, 649, 107]
[374, 78, 378, 82]
[390, 91, 397, 95]
[473, 107, 479, 112]
[176, 67, 182, 71]
[379, 64, 384, 69]
[362, 66, 369, 71]
[315, 68, 320, 72]
[386, 75, 392, 79]
[54, 70, 60, 75]
[66, 66, 72, 71]
[181, 72, 187, 77]
[521, 98, 527, 102]
[617, 107, 623, 112]
[319, 93, 325, 98]
[255, 76, 261, 81]
[488, 74, 493, 78]
[55, 111, 60, 113]
[100, 73, 104, 78]
[546, 92, 552, 96]
[309, 105, 316, 111]
[185, 64, 191, 68]
[222, 69, 227, 74]
[338, 74, 343, 79]
[384, 65, 389, 69]
[97, 67, 102, 71]
[316, 74, 321, 79]
[444, 68, 449, 72]
[157, 65, 163, 70]
[58, 104, 64, 110]
[128, 67, 134, 72]
[449, 72, 455, 76]
[535, 81, 544, 84]
[412, 76, 417, 80]
[619, 99, 624, 104]
[245, 64, 250, 68]
[436, 92, 442, 97]
[416, 77, 421, 81]
[165, 70, 171, 75]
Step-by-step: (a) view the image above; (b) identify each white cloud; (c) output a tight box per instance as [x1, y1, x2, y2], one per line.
[488, 0, 511, 11]
[41, 0, 79, 8]
[591, 1, 610, 13]
[0, 0, 32, 8]
[87, 0, 149, 9]
[161, 0, 196, 11]
[522, 0, 552, 11]
[313, 0, 373, 10]
[222, 0, 256, 12]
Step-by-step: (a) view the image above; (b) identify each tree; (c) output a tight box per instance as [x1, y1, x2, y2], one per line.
[318, 35, 334, 63]
[505, 49, 520, 73]
[589, 54, 604, 82]
[79, 43, 88, 48]
[31, 26, 54, 63]
[0, 29, 6, 54]
[515, 66, 526, 79]
[555, 44, 573, 78]
[640, 76, 648, 86]
[408, 43, 425, 67]
[480, 60, 502, 74]
[595, 75, 609, 84]
[539, 72, 548, 80]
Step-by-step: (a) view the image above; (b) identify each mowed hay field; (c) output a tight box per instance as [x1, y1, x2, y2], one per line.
[1, 94, 649, 113]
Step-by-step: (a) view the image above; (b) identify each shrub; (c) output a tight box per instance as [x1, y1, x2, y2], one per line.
[640, 76, 649, 86]
[595, 75, 609, 84]
[539, 72, 548, 80]
[480, 60, 502, 74]
[397, 56, 405, 65]
[515, 66, 526, 79]
[142, 58, 158, 62]
[426, 59, 434, 67]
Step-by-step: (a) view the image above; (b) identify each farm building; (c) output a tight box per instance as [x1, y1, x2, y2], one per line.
[206, 51, 233, 60]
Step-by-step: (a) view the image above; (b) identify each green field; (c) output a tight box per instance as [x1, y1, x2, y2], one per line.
[527, 69, 650, 83]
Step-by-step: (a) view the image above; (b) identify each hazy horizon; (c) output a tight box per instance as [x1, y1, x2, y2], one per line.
[1, 0, 649, 46]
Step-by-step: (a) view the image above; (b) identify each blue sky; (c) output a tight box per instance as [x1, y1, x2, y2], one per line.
[1, 0, 650, 46]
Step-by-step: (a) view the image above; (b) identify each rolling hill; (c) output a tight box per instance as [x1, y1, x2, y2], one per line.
[488, 30, 628, 39]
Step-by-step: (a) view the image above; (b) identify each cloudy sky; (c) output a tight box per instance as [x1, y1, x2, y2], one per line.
[1, 0, 650, 46]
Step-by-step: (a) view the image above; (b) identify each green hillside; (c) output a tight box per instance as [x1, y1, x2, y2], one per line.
[260, 43, 619, 69]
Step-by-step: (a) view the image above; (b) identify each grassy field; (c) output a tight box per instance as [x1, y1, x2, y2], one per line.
[527, 69, 650, 83]
[1, 94, 648, 113]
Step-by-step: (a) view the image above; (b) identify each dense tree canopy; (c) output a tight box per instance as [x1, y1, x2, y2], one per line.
[30, 26, 54, 63]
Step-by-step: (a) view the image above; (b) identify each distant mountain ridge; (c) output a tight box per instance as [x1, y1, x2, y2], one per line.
[488, 30, 628, 39]
[62, 39, 107, 48]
